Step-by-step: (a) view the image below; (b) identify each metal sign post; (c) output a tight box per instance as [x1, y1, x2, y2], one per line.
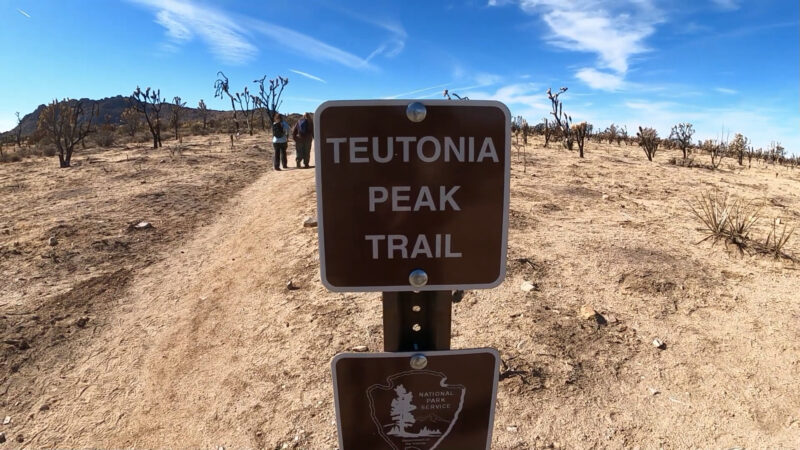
[382, 290, 452, 352]
[316, 99, 510, 449]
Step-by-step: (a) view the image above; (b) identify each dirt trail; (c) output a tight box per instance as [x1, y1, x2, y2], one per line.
[21, 165, 364, 448]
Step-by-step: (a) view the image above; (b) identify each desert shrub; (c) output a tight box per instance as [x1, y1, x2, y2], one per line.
[0, 152, 22, 163]
[764, 220, 795, 259]
[191, 122, 208, 136]
[688, 190, 781, 255]
[689, 191, 732, 244]
[637, 127, 659, 161]
[94, 130, 115, 148]
[669, 156, 695, 167]
[39, 144, 57, 157]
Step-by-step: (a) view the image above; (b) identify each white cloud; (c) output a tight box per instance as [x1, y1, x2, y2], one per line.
[246, 20, 373, 70]
[615, 100, 799, 152]
[715, 87, 738, 95]
[576, 68, 624, 91]
[462, 83, 549, 111]
[129, 0, 383, 69]
[711, 0, 740, 10]
[493, 0, 661, 90]
[289, 69, 327, 84]
[130, 0, 257, 64]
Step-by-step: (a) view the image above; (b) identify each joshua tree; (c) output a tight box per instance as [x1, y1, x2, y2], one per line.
[253, 96, 267, 130]
[236, 87, 258, 135]
[37, 98, 98, 168]
[131, 86, 165, 148]
[542, 118, 553, 148]
[669, 123, 695, 160]
[14, 112, 22, 147]
[618, 125, 628, 146]
[198, 99, 209, 130]
[768, 141, 785, 165]
[605, 124, 618, 145]
[703, 139, 727, 169]
[254, 75, 289, 123]
[214, 72, 241, 133]
[729, 133, 750, 166]
[572, 122, 588, 158]
[637, 126, 659, 161]
[746, 146, 758, 168]
[121, 107, 141, 137]
[170, 96, 186, 140]
[547, 87, 573, 150]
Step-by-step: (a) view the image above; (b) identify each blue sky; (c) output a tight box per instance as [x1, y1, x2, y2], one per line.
[1, 0, 798, 152]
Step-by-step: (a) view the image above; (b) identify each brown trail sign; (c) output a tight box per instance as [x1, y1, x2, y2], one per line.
[316, 100, 510, 449]
[314, 100, 510, 292]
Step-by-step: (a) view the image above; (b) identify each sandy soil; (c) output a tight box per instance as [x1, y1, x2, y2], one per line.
[1, 134, 799, 448]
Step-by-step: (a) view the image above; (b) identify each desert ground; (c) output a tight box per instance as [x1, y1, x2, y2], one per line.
[1, 132, 799, 448]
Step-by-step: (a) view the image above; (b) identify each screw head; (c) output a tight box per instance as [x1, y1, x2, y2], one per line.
[406, 102, 427, 123]
[408, 269, 428, 288]
[410, 354, 428, 370]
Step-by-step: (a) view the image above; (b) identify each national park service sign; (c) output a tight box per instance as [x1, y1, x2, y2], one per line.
[314, 100, 511, 292]
[332, 349, 500, 450]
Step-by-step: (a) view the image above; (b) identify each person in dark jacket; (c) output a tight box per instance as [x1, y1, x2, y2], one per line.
[291, 112, 314, 168]
[272, 113, 290, 171]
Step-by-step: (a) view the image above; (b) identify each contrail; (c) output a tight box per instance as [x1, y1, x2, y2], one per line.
[17, 8, 31, 18]
[289, 69, 327, 84]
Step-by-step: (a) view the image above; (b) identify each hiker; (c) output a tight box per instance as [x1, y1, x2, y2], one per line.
[272, 113, 290, 171]
[292, 112, 314, 168]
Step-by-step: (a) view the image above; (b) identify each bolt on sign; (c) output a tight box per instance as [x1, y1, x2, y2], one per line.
[332, 349, 500, 450]
[314, 100, 511, 291]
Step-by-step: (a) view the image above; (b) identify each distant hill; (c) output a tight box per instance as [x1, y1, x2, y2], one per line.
[1, 95, 241, 139]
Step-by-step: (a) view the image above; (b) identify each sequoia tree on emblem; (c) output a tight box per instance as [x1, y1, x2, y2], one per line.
[367, 371, 466, 450]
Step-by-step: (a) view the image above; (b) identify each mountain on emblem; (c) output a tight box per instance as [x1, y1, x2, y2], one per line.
[367, 371, 466, 450]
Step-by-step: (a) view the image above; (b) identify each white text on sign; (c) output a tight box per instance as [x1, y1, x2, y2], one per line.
[368, 186, 460, 212]
[365, 234, 462, 259]
[326, 136, 499, 164]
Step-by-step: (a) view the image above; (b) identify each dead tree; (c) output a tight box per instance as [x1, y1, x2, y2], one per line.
[605, 124, 618, 145]
[703, 139, 727, 169]
[254, 75, 289, 123]
[214, 72, 241, 133]
[237, 87, 256, 135]
[542, 118, 552, 148]
[746, 146, 757, 168]
[170, 96, 186, 140]
[253, 96, 267, 130]
[37, 98, 97, 168]
[198, 99, 209, 129]
[443, 89, 469, 100]
[637, 126, 659, 161]
[669, 123, 695, 160]
[131, 87, 165, 148]
[547, 87, 573, 150]
[121, 107, 141, 137]
[14, 112, 22, 147]
[572, 122, 588, 158]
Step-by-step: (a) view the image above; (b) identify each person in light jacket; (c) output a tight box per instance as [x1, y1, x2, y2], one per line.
[271, 113, 290, 171]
